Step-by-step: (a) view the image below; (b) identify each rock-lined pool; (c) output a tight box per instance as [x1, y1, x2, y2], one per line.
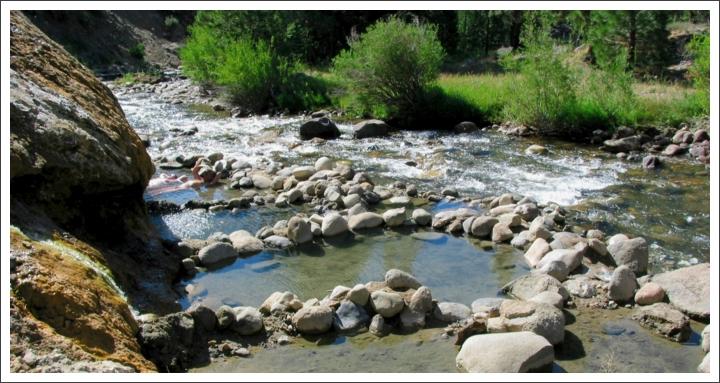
[116, 83, 709, 373]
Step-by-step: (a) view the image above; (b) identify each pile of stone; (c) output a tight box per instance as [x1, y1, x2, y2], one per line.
[600, 124, 710, 165]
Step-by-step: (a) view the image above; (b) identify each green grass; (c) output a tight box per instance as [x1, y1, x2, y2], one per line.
[436, 73, 515, 124]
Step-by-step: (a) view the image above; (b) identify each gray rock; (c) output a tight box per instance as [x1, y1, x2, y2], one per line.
[264, 235, 293, 249]
[502, 273, 569, 301]
[470, 216, 499, 238]
[287, 217, 313, 244]
[385, 269, 421, 290]
[563, 278, 597, 298]
[491, 222, 514, 242]
[529, 291, 564, 309]
[649, 263, 709, 321]
[348, 212, 384, 231]
[536, 260, 569, 282]
[412, 209, 432, 226]
[408, 286, 434, 313]
[315, 156, 334, 171]
[456, 332, 554, 373]
[229, 230, 263, 256]
[215, 305, 236, 330]
[524, 238, 551, 267]
[370, 291, 405, 318]
[353, 119, 390, 139]
[607, 237, 648, 274]
[321, 213, 349, 237]
[471, 297, 505, 316]
[399, 307, 426, 331]
[342, 193, 361, 208]
[299, 117, 340, 140]
[602, 136, 642, 153]
[347, 284, 370, 306]
[632, 303, 691, 342]
[292, 305, 334, 334]
[608, 265, 637, 302]
[514, 203, 539, 221]
[382, 207, 407, 227]
[333, 301, 370, 332]
[701, 325, 710, 353]
[251, 174, 272, 189]
[187, 304, 217, 332]
[231, 307, 264, 335]
[549, 232, 585, 250]
[698, 353, 710, 373]
[369, 314, 388, 336]
[511, 230, 531, 248]
[433, 302, 472, 323]
[493, 301, 566, 345]
[197, 242, 237, 265]
[454, 121, 478, 133]
[536, 248, 583, 273]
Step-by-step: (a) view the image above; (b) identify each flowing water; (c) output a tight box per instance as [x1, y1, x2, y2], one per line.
[116, 84, 710, 373]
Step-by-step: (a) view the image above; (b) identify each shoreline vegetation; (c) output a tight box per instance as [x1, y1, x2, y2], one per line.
[167, 10, 710, 139]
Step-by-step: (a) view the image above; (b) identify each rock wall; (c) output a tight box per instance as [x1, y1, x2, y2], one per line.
[9, 11, 181, 372]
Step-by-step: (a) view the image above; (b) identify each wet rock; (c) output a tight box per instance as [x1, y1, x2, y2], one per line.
[409, 286, 433, 313]
[292, 305, 334, 334]
[608, 265, 637, 302]
[648, 263, 709, 321]
[441, 186, 459, 197]
[454, 121, 478, 133]
[382, 207, 407, 227]
[456, 332, 554, 373]
[385, 269, 421, 290]
[399, 307, 427, 331]
[137, 313, 195, 371]
[672, 129, 693, 144]
[347, 284, 370, 306]
[229, 230, 263, 255]
[634, 282, 665, 305]
[607, 237, 648, 274]
[502, 273, 569, 301]
[353, 119, 390, 139]
[370, 291, 405, 318]
[197, 242, 237, 265]
[287, 217, 313, 244]
[524, 238, 551, 267]
[468, 216, 497, 238]
[369, 314, 388, 336]
[348, 212, 384, 231]
[412, 209, 432, 226]
[632, 303, 691, 342]
[333, 301, 370, 332]
[299, 117, 340, 140]
[492, 301, 565, 345]
[602, 136, 642, 153]
[433, 302, 472, 323]
[315, 156, 334, 171]
[321, 213, 349, 237]
[642, 155, 661, 169]
[231, 307, 264, 335]
[525, 145, 547, 155]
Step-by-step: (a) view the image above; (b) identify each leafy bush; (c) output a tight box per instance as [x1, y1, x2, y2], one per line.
[129, 43, 145, 60]
[215, 39, 281, 111]
[686, 33, 710, 115]
[332, 17, 445, 126]
[180, 25, 225, 84]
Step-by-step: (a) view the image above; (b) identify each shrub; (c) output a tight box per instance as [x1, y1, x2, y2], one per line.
[686, 33, 709, 115]
[164, 15, 179, 29]
[332, 16, 445, 126]
[180, 25, 225, 84]
[129, 43, 145, 60]
[215, 39, 281, 111]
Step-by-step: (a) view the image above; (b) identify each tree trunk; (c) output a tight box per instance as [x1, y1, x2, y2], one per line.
[510, 10, 523, 49]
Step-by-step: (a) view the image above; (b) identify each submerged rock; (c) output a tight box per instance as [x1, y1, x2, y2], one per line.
[632, 303, 691, 342]
[353, 119, 390, 139]
[456, 332, 554, 373]
[433, 302, 472, 323]
[647, 263, 709, 321]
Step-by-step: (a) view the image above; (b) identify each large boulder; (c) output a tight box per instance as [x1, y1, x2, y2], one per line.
[536, 248, 583, 274]
[384, 269, 421, 290]
[353, 119, 390, 139]
[607, 237, 649, 274]
[502, 273, 569, 301]
[321, 213, 349, 237]
[228, 230, 264, 255]
[230, 307, 264, 335]
[292, 305, 334, 334]
[524, 238, 551, 268]
[10, 13, 153, 204]
[456, 332, 554, 373]
[489, 300, 565, 345]
[647, 263, 709, 321]
[299, 117, 340, 140]
[287, 217, 313, 244]
[608, 265, 637, 302]
[433, 302, 472, 323]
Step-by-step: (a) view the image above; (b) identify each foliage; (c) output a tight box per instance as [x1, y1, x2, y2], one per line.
[129, 43, 145, 60]
[332, 17, 445, 126]
[686, 33, 710, 114]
